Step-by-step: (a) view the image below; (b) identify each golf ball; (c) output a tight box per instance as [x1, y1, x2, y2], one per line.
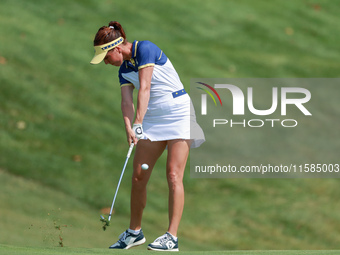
[141, 164, 149, 170]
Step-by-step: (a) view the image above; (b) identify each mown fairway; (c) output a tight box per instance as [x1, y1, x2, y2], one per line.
[0, 0, 340, 252]
[2, 244, 340, 255]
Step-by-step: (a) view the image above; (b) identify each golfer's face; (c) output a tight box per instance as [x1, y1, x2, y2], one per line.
[104, 48, 123, 66]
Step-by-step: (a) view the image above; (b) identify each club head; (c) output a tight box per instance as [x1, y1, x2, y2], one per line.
[100, 215, 110, 231]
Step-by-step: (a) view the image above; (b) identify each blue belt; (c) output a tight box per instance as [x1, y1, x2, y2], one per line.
[172, 89, 187, 98]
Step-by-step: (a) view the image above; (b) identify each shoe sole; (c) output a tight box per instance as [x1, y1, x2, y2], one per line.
[125, 237, 146, 249]
[147, 246, 179, 252]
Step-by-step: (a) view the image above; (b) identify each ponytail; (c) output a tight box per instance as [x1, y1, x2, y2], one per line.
[93, 21, 127, 46]
[108, 21, 126, 40]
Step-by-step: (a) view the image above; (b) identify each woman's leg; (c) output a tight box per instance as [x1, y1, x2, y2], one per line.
[129, 139, 167, 230]
[166, 139, 191, 237]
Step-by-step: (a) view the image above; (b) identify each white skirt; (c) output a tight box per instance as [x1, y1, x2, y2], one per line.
[142, 93, 205, 148]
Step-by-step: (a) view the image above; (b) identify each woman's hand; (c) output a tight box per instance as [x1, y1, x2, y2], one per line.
[133, 124, 144, 139]
[126, 126, 138, 145]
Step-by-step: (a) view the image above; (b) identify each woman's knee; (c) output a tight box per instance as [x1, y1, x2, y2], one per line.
[131, 171, 148, 187]
[166, 167, 184, 187]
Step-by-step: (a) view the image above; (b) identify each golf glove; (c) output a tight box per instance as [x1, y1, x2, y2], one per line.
[133, 124, 143, 139]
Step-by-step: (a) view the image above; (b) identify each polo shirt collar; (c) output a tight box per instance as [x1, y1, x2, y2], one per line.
[131, 40, 138, 58]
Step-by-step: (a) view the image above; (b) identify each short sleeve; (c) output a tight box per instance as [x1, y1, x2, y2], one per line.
[136, 41, 161, 70]
[118, 64, 133, 87]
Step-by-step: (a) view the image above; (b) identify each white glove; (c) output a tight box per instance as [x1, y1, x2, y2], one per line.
[133, 124, 143, 139]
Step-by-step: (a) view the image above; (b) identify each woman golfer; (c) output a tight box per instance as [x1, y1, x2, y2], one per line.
[91, 21, 204, 251]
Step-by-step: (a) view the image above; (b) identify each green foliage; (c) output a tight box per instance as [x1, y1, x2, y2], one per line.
[1, 0, 340, 251]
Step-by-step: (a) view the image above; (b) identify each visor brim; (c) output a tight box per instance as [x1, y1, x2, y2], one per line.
[90, 51, 107, 65]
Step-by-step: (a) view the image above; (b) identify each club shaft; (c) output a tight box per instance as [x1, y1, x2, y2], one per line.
[108, 143, 134, 222]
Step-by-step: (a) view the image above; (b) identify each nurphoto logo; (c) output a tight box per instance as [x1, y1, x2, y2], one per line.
[190, 78, 339, 179]
[196, 82, 312, 128]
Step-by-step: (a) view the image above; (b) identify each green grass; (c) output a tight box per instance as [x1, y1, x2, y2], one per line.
[2, 245, 340, 255]
[0, 0, 340, 252]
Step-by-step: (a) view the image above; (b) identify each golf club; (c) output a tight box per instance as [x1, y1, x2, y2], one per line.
[100, 142, 135, 231]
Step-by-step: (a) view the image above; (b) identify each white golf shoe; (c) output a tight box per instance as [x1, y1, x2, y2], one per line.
[147, 232, 179, 251]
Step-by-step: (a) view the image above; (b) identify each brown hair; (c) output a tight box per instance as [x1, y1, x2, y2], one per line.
[93, 21, 127, 46]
